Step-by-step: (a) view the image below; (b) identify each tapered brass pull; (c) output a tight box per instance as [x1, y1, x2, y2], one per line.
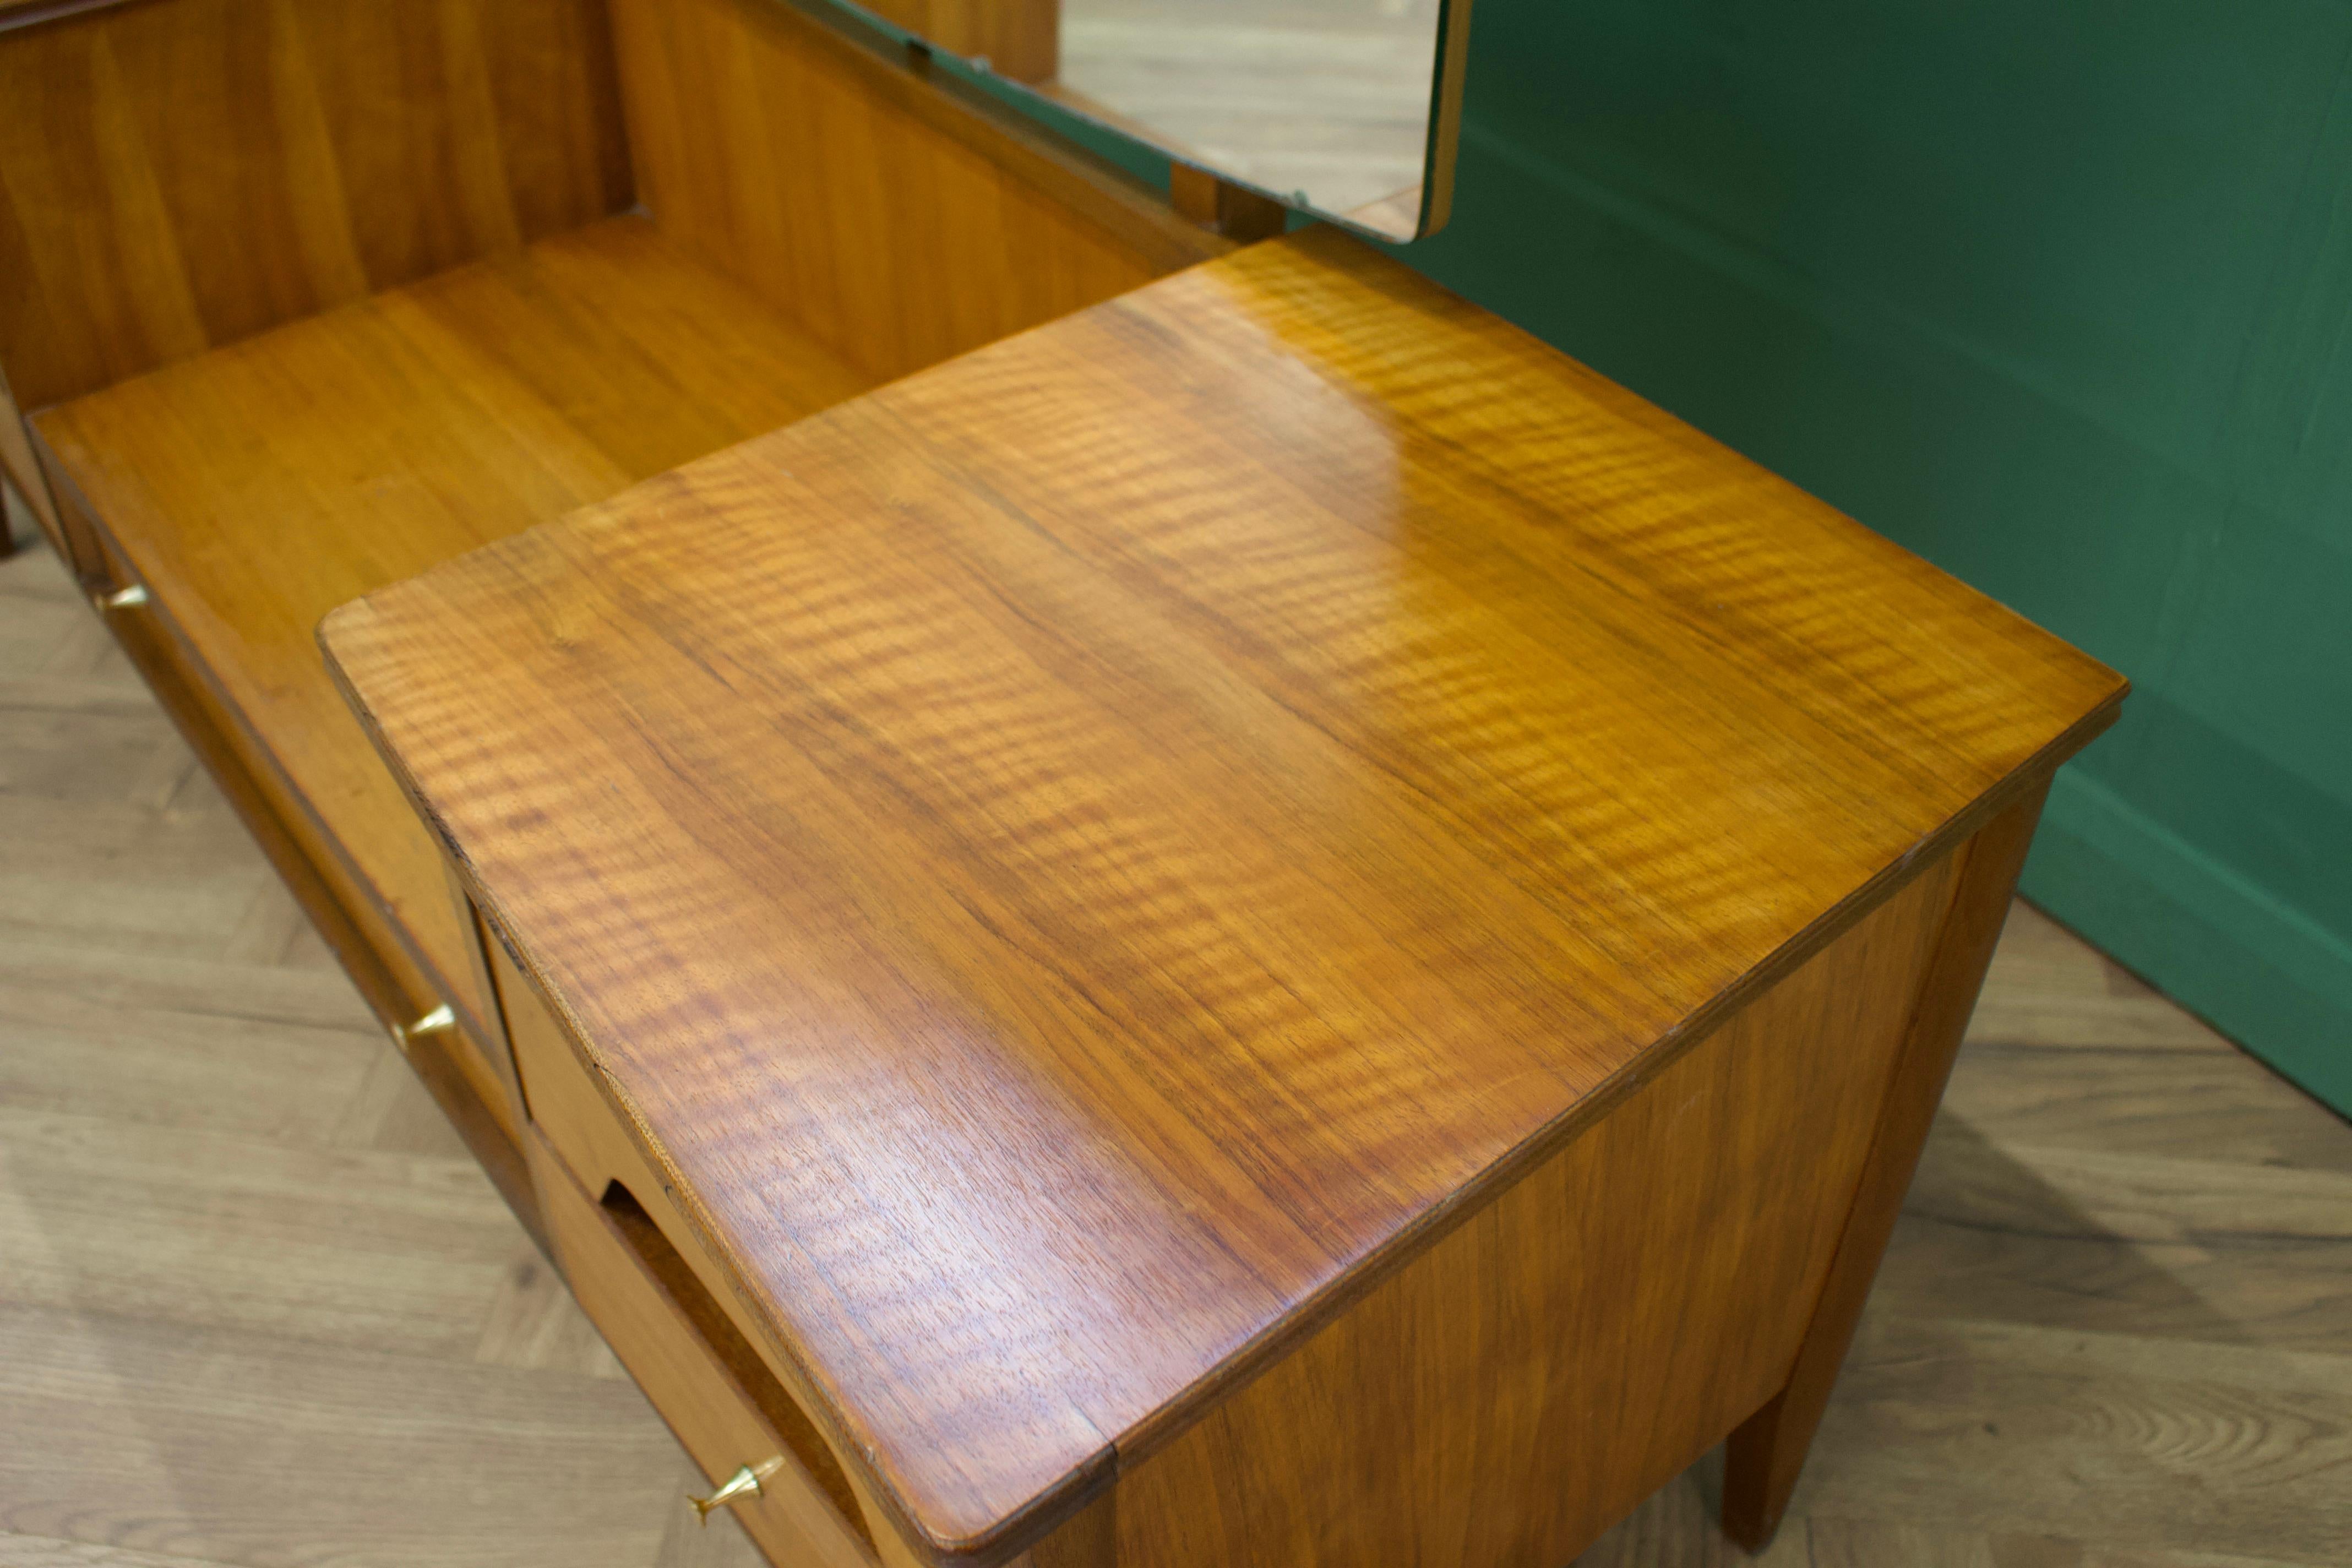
[390, 1003, 455, 1045]
[689, 1457, 785, 1523]
[95, 584, 149, 610]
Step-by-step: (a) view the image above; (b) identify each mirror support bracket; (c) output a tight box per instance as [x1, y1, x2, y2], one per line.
[1170, 165, 1287, 244]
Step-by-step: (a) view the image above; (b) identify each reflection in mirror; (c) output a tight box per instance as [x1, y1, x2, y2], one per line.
[1053, 0, 1441, 231]
[843, 0, 1468, 241]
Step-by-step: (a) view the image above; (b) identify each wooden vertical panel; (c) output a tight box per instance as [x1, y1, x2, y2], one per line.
[479, 0, 632, 238]
[1722, 780, 2055, 1548]
[78, 23, 211, 364]
[448, 865, 528, 1123]
[609, 0, 1222, 385]
[281, 1, 516, 285]
[0, 0, 631, 411]
[105, 0, 350, 347]
[0, 20, 202, 400]
[1106, 852, 1966, 1568]
[260, 0, 373, 304]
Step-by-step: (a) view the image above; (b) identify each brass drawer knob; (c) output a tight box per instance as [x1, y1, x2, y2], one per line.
[390, 1004, 455, 1046]
[689, 1457, 785, 1523]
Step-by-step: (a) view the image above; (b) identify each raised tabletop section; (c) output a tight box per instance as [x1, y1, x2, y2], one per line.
[325, 227, 2127, 1560]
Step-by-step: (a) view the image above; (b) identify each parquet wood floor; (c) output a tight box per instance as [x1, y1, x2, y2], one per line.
[1, 513, 2343, 1567]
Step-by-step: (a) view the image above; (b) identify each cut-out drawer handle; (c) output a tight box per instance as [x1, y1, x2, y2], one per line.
[94, 584, 149, 610]
[689, 1456, 784, 1523]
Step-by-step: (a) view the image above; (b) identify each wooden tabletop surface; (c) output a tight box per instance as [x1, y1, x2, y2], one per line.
[324, 227, 2126, 1560]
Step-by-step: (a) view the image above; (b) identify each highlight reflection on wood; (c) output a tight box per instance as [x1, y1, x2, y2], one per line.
[327, 226, 2125, 1564]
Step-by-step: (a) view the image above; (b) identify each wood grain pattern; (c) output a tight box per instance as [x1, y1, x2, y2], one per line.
[611, 0, 1224, 385]
[34, 214, 873, 1106]
[1725, 780, 2050, 1548]
[0, 0, 632, 412]
[325, 226, 2126, 1560]
[859, 0, 1061, 81]
[1101, 851, 1961, 1568]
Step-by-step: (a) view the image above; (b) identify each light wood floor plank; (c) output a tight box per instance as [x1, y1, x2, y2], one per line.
[0, 1531, 249, 1568]
[1798, 1314, 2350, 1562]
[0, 1305, 680, 1568]
[0, 1104, 515, 1358]
[1944, 1042, 2352, 1173]
[0, 945, 376, 1141]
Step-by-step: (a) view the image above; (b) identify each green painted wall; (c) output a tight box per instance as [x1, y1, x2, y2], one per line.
[1379, 0, 2351, 1110]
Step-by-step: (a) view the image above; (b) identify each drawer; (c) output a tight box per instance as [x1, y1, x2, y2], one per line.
[485, 923, 894, 1565]
[483, 921, 702, 1253]
[529, 1130, 879, 1568]
[64, 466, 523, 1152]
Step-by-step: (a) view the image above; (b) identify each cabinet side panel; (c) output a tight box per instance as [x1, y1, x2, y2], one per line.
[0, 0, 631, 410]
[1112, 851, 1963, 1568]
[1723, 780, 2051, 1547]
[608, 0, 1213, 386]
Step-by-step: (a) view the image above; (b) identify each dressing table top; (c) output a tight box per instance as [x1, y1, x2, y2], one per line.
[323, 227, 2125, 1559]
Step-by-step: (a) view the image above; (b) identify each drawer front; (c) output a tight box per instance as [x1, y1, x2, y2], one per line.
[486, 926, 898, 1566]
[484, 924, 701, 1248]
[530, 1131, 879, 1568]
[65, 465, 521, 1152]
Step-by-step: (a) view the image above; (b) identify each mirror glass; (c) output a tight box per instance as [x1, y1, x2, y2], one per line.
[839, 0, 1470, 241]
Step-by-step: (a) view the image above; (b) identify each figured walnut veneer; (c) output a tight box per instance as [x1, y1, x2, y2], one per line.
[326, 228, 2125, 1562]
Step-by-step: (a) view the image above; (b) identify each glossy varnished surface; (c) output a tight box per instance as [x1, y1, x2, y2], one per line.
[326, 229, 2127, 1556]
[37, 214, 872, 1042]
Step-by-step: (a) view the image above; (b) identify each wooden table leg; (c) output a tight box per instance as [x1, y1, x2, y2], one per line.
[1722, 777, 2052, 1550]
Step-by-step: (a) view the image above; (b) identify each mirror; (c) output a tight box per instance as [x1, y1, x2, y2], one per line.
[839, 0, 1473, 241]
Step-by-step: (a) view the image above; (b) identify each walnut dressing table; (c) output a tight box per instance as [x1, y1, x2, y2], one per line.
[319, 228, 2126, 1567]
[4, 0, 2123, 1558]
